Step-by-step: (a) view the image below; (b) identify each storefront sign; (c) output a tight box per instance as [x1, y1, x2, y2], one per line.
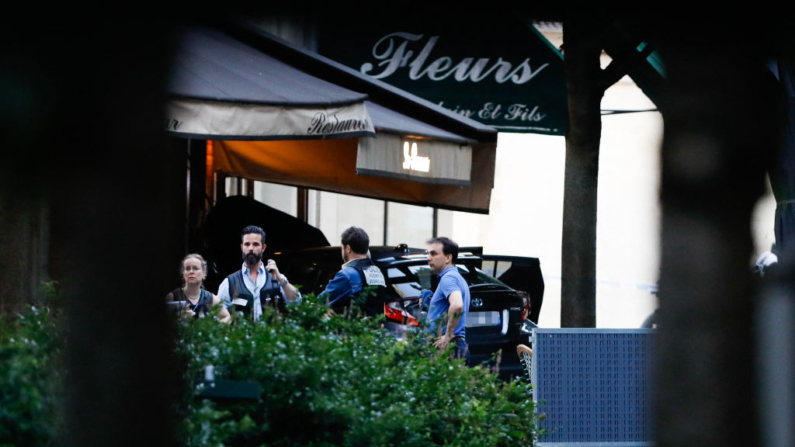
[319, 14, 566, 135]
[356, 134, 471, 185]
[306, 111, 371, 137]
[403, 141, 431, 173]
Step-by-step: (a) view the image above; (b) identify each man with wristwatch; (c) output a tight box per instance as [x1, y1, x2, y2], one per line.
[217, 225, 301, 321]
[426, 236, 470, 363]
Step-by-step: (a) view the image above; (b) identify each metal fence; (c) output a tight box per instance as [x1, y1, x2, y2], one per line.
[532, 328, 655, 446]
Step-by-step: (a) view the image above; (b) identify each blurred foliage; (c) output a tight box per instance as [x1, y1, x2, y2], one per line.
[0, 289, 543, 446]
[175, 294, 543, 446]
[0, 305, 64, 447]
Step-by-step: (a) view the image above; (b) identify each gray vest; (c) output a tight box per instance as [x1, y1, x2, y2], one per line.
[226, 269, 283, 318]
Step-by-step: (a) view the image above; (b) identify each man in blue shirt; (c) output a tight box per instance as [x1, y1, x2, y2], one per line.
[426, 236, 470, 362]
[320, 227, 387, 316]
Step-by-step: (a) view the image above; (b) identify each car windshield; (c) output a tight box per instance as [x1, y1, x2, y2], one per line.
[389, 263, 509, 298]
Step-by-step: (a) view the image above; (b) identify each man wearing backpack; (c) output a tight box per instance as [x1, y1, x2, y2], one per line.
[321, 226, 387, 316]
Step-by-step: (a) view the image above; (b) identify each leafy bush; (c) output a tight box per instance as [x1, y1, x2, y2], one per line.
[0, 306, 65, 446]
[175, 295, 542, 446]
[0, 293, 543, 446]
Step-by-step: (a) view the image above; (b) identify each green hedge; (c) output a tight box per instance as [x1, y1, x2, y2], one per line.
[0, 295, 543, 446]
[0, 306, 65, 447]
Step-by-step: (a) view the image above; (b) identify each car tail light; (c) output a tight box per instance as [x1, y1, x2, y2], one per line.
[517, 291, 531, 320]
[384, 301, 419, 326]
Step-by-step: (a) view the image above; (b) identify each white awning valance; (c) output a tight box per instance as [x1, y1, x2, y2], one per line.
[166, 99, 374, 140]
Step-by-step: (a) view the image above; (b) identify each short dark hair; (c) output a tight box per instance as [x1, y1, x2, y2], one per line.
[341, 227, 369, 254]
[241, 225, 266, 243]
[428, 236, 459, 263]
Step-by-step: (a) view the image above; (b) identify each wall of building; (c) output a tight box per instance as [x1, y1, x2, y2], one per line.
[250, 182, 435, 249]
[442, 68, 664, 329]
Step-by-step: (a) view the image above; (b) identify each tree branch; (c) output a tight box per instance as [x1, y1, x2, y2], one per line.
[599, 42, 656, 91]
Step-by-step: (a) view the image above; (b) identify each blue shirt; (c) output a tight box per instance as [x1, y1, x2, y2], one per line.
[217, 263, 301, 321]
[320, 264, 363, 309]
[427, 266, 470, 338]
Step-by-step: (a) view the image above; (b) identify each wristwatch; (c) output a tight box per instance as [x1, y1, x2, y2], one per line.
[278, 275, 289, 286]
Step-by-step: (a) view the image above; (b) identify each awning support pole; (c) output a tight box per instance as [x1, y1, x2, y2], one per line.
[216, 173, 227, 202]
[432, 207, 438, 238]
[383, 201, 389, 246]
[297, 187, 308, 222]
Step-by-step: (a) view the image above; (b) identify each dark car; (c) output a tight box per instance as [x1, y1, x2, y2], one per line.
[273, 244, 544, 380]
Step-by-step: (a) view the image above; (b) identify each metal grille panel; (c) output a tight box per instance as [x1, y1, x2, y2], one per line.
[532, 329, 655, 446]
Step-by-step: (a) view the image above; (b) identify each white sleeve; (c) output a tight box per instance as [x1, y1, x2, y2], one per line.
[217, 278, 231, 308]
[281, 285, 302, 305]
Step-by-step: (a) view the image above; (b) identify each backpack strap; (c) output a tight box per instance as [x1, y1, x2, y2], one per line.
[199, 289, 213, 306]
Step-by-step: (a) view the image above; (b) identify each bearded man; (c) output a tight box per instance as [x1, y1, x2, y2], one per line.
[217, 225, 300, 321]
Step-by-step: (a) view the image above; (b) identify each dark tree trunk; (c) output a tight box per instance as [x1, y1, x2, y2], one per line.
[561, 17, 605, 328]
[0, 188, 49, 313]
[3, 11, 185, 447]
[0, 41, 52, 313]
[655, 29, 774, 447]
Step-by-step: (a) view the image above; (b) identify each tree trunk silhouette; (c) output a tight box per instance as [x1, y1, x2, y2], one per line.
[561, 16, 605, 327]
[655, 26, 775, 447]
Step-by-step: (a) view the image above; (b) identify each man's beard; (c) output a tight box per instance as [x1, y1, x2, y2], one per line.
[244, 251, 262, 266]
